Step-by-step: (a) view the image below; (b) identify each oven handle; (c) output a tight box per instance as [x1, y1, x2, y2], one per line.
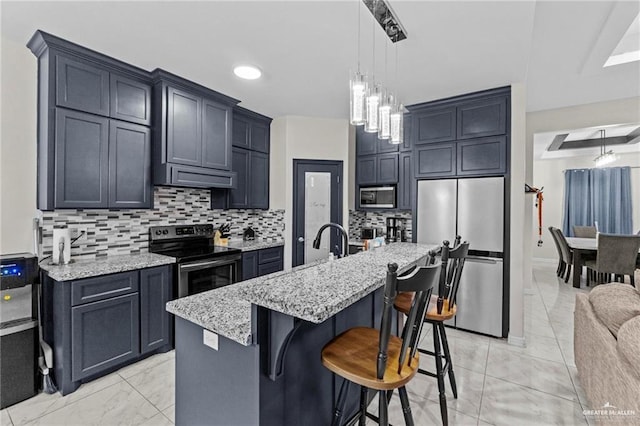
[179, 257, 239, 272]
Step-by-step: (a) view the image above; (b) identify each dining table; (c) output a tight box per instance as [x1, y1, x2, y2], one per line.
[566, 236, 640, 288]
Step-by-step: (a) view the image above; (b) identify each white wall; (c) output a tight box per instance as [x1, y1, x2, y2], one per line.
[528, 97, 640, 260]
[0, 36, 38, 254]
[269, 116, 351, 270]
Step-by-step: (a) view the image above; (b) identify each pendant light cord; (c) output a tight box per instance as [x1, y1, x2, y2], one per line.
[357, 0, 361, 72]
[372, 0, 376, 85]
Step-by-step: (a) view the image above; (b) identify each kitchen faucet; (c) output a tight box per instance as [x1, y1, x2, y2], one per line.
[312, 223, 349, 258]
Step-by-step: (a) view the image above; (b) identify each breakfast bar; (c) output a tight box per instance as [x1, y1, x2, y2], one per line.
[166, 243, 435, 425]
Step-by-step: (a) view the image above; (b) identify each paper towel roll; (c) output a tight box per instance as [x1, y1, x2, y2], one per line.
[52, 226, 71, 265]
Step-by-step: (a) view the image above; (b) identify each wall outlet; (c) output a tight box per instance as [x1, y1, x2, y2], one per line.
[203, 329, 219, 351]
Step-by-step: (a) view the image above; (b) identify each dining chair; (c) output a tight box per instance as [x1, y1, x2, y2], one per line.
[572, 226, 597, 238]
[552, 228, 573, 283]
[584, 234, 640, 287]
[548, 227, 565, 278]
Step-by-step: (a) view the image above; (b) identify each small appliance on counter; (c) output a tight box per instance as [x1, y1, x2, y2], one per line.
[386, 217, 407, 243]
[243, 227, 256, 241]
[0, 253, 39, 408]
[360, 227, 382, 240]
[51, 225, 71, 265]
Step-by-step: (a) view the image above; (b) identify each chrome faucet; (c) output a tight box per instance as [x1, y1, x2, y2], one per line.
[312, 223, 349, 258]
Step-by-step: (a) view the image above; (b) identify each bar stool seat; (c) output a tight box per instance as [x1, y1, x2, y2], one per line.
[395, 293, 457, 322]
[322, 327, 418, 391]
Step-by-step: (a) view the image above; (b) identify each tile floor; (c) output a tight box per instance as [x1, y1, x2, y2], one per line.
[1, 260, 594, 425]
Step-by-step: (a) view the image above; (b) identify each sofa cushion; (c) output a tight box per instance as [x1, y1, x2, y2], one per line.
[617, 315, 640, 379]
[588, 284, 640, 337]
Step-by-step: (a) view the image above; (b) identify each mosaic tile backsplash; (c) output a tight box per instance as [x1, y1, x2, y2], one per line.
[38, 187, 285, 260]
[348, 210, 413, 240]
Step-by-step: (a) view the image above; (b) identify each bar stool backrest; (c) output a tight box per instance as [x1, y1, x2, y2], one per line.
[378, 260, 441, 378]
[573, 226, 597, 238]
[595, 233, 640, 275]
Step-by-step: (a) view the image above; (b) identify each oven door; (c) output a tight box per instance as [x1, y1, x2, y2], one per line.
[177, 254, 241, 298]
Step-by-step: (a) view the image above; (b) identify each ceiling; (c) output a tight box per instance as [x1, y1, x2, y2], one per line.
[1, 1, 639, 119]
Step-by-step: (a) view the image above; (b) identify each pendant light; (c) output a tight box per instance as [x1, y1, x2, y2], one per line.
[389, 43, 404, 144]
[364, 0, 379, 133]
[594, 129, 617, 167]
[349, 3, 366, 126]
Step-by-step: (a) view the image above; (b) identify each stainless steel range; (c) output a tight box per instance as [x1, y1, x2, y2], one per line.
[148, 225, 242, 298]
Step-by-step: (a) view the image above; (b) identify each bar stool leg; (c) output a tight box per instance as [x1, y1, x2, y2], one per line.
[433, 324, 448, 426]
[379, 390, 389, 426]
[332, 379, 351, 426]
[438, 322, 457, 398]
[358, 386, 368, 426]
[398, 386, 415, 426]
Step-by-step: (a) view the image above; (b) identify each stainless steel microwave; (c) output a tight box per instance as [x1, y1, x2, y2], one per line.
[359, 186, 396, 209]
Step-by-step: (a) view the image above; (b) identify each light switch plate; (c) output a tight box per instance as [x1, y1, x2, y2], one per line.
[203, 329, 219, 350]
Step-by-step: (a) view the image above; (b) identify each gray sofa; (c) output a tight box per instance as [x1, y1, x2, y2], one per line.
[574, 284, 640, 425]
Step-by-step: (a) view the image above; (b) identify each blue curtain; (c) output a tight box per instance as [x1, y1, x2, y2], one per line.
[563, 167, 633, 236]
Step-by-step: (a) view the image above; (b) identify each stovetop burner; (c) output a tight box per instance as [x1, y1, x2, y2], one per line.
[148, 224, 241, 262]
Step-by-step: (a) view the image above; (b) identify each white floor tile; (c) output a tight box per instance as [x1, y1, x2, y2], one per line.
[117, 351, 175, 379]
[419, 329, 490, 375]
[1, 409, 13, 426]
[162, 405, 175, 424]
[490, 332, 564, 364]
[140, 413, 173, 426]
[125, 358, 175, 412]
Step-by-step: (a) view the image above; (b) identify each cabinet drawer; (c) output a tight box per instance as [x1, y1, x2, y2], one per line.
[258, 246, 283, 264]
[71, 271, 138, 306]
[258, 260, 283, 277]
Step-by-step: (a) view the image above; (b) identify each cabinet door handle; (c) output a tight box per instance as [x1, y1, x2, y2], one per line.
[297, 237, 304, 243]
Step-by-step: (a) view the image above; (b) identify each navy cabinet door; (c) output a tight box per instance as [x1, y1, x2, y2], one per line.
[251, 122, 270, 153]
[415, 142, 456, 178]
[356, 155, 377, 185]
[202, 99, 232, 171]
[397, 152, 413, 210]
[377, 153, 399, 184]
[414, 107, 456, 145]
[356, 127, 377, 155]
[242, 252, 258, 281]
[400, 113, 412, 152]
[110, 74, 151, 126]
[55, 109, 109, 208]
[229, 148, 250, 208]
[56, 55, 109, 116]
[71, 293, 140, 381]
[251, 151, 269, 209]
[109, 121, 151, 208]
[457, 97, 507, 139]
[167, 87, 202, 167]
[377, 137, 399, 153]
[232, 116, 251, 149]
[258, 261, 283, 277]
[140, 267, 171, 355]
[457, 136, 507, 176]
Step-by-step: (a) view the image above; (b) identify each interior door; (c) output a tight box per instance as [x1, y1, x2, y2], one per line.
[293, 160, 343, 267]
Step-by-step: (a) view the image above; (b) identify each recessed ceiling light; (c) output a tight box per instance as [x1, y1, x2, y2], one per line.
[233, 65, 261, 80]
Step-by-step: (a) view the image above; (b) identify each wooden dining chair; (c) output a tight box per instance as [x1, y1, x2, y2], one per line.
[321, 260, 441, 426]
[585, 234, 640, 287]
[552, 228, 574, 283]
[572, 226, 597, 238]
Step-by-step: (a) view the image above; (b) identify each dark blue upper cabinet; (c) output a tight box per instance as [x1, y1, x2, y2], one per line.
[202, 99, 232, 171]
[415, 142, 456, 178]
[397, 152, 413, 210]
[377, 137, 399, 153]
[356, 155, 377, 185]
[229, 148, 250, 209]
[400, 113, 412, 152]
[55, 109, 109, 208]
[110, 74, 151, 126]
[377, 153, 399, 184]
[414, 107, 456, 144]
[251, 122, 270, 153]
[457, 96, 507, 139]
[232, 116, 251, 149]
[251, 151, 269, 209]
[167, 86, 202, 167]
[457, 136, 507, 176]
[56, 55, 110, 116]
[109, 121, 151, 208]
[356, 127, 377, 155]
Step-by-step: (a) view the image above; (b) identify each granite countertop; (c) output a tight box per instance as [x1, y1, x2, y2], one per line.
[224, 239, 284, 252]
[166, 243, 435, 346]
[40, 253, 176, 281]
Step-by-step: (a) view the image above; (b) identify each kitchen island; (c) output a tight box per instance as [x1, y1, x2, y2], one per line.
[166, 242, 436, 426]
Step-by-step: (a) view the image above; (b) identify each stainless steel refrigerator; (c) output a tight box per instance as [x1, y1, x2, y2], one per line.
[416, 177, 506, 337]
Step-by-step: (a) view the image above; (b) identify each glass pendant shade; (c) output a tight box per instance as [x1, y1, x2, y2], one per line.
[594, 151, 617, 167]
[378, 90, 392, 140]
[364, 84, 381, 133]
[349, 71, 367, 125]
[389, 104, 404, 144]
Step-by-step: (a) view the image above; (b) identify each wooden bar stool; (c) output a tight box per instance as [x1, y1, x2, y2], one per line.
[321, 261, 442, 426]
[394, 239, 469, 426]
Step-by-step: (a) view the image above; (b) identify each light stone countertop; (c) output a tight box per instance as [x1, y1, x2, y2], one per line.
[40, 253, 177, 281]
[166, 243, 435, 346]
[223, 239, 284, 252]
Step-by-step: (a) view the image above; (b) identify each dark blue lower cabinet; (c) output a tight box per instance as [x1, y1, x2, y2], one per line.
[242, 251, 259, 281]
[258, 261, 282, 276]
[71, 293, 140, 381]
[140, 266, 172, 355]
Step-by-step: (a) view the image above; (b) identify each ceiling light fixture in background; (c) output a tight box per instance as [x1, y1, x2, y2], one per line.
[233, 65, 261, 80]
[594, 129, 617, 167]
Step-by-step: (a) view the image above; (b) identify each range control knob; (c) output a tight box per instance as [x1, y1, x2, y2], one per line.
[162, 229, 169, 235]
[155, 230, 161, 235]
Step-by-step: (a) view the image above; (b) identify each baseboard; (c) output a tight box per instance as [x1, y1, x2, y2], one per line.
[507, 334, 526, 347]
[533, 257, 557, 264]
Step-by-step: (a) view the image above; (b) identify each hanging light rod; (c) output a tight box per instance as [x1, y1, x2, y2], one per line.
[362, 0, 407, 43]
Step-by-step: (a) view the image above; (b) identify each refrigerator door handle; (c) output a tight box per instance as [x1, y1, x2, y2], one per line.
[466, 256, 502, 264]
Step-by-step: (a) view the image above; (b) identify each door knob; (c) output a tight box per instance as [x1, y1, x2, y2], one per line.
[298, 237, 304, 242]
